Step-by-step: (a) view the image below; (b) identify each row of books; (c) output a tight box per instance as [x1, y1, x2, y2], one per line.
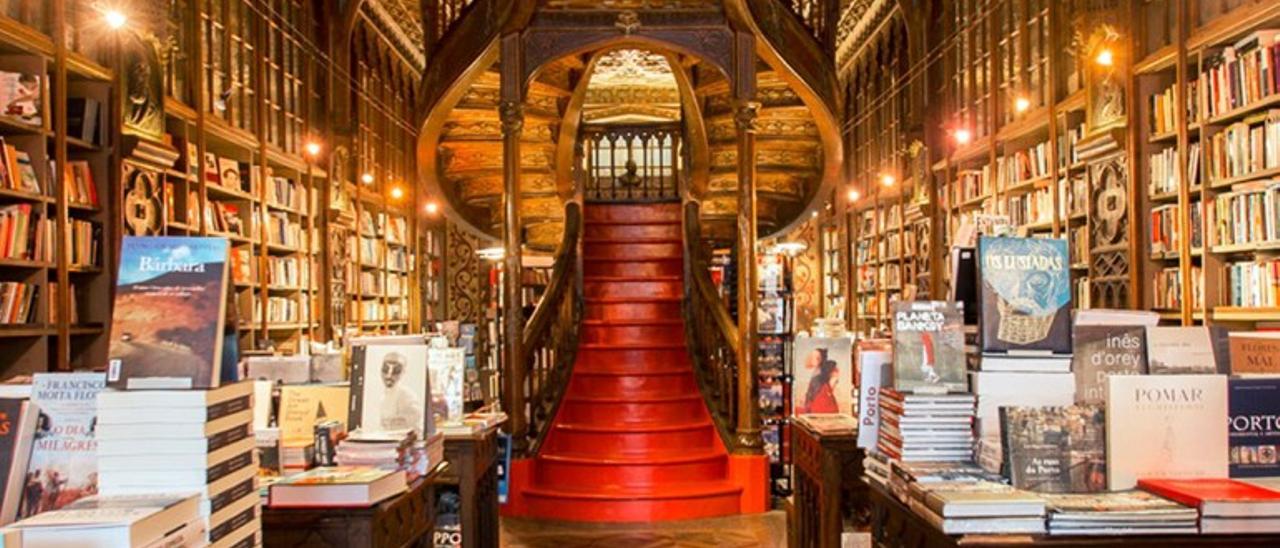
[57, 160, 97, 208]
[68, 219, 98, 268]
[954, 168, 993, 204]
[267, 176, 305, 212]
[1153, 264, 1205, 310]
[1149, 203, 1205, 256]
[1198, 29, 1280, 121]
[996, 141, 1050, 187]
[1225, 259, 1280, 308]
[1151, 80, 1192, 135]
[1058, 123, 1084, 167]
[1058, 174, 1088, 218]
[388, 246, 409, 272]
[0, 139, 39, 197]
[0, 282, 37, 324]
[1205, 110, 1280, 184]
[1069, 225, 1088, 266]
[268, 256, 308, 288]
[386, 216, 408, 246]
[254, 296, 306, 324]
[0, 204, 51, 262]
[204, 200, 247, 236]
[357, 271, 385, 296]
[1212, 180, 1280, 248]
[1148, 143, 1202, 196]
[46, 282, 78, 324]
[1008, 186, 1053, 227]
[266, 213, 302, 249]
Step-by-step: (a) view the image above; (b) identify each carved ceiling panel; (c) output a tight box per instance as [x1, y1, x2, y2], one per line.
[583, 48, 681, 123]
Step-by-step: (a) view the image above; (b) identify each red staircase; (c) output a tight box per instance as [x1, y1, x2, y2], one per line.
[504, 202, 767, 522]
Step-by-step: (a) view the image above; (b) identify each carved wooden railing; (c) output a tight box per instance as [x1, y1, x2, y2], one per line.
[425, 0, 477, 46]
[779, 0, 839, 49]
[681, 199, 746, 452]
[581, 123, 683, 203]
[517, 200, 583, 455]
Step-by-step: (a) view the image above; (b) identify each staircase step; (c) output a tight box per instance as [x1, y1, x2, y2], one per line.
[584, 203, 681, 223]
[583, 278, 683, 299]
[585, 241, 683, 260]
[545, 421, 716, 455]
[580, 319, 686, 345]
[567, 373, 697, 398]
[583, 223, 681, 240]
[557, 394, 708, 425]
[534, 449, 729, 487]
[583, 297, 682, 321]
[577, 343, 689, 368]
[521, 481, 742, 522]
[584, 257, 682, 277]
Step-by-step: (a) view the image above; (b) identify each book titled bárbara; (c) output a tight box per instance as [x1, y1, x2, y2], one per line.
[977, 236, 1072, 355]
[107, 236, 229, 390]
[891, 301, 966, 393]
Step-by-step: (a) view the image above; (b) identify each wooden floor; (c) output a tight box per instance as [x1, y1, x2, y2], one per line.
[500, 511, 789, 548]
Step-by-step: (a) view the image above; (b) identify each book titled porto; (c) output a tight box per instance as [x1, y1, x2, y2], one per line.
[1106, 374, 1228, 490]
[1072, 325, 1147, 404]
[21, 372, 105, 519]
[855, 339, 892, 449]
[107, 236, 230, 390]
[891, 301, 966, 393]
[977, 236, 1072, 355]
[1229, 378, 1280, 478]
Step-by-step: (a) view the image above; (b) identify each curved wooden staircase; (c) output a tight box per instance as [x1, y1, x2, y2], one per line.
[504, 202, 767, 522]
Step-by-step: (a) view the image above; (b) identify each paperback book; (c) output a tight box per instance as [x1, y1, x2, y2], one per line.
[977, 236, 1072, 355]
[107, 236, 230, 390]
[1000, 405, 1106, 493]
[793, 336, 853, 415]
[891, 301, 966, 393]
[20, 372, 105, 518]
[349, 345, 431, 436]
[428, 347, 465, 430]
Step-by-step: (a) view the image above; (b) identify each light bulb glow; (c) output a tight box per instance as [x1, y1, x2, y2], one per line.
[880, 174, 895, 187]
[389, 186, 405, 200]
[1095, 48, 1114, 67]
[1014, 96, 1031, 113]
[953, 128, 972, 145]
[847, 189, 860, 202]
[304, 141, 322, 157]
[425, 202, 439, 215]
[361, 173, 374, 185]
[104, 9, 127, 30]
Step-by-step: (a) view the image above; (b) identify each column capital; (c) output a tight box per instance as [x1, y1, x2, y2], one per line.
[733, 100, 762, 134]
[499, 100, 525, 134]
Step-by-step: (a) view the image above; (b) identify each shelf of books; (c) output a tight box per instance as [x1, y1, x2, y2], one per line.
[419, 224, 444, 324]
[0, 9, 116, 374]
[1134, 1, 1280, 327]
[820, 204, 845, 321]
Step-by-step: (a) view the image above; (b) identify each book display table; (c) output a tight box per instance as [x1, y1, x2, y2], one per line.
[437, 426, 500, 548]
[791, 421, 869, 548]
[262, 468, 441, 548]
[868, 484, 1280, 548]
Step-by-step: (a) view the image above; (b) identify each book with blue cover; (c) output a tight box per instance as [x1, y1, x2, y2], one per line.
[977, 236, 1072, 354]
[1229, 378, 1280, 478]
[107, 236, 230, 390]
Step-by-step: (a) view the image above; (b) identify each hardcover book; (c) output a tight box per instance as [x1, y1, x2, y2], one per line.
[1000, 405, 1106, 493]
[855, 339, 892, 449]
[0, 398, 36, 524]
[21, 372, 105, 518]
[349, 345, 431, 436]
[1228, 333, 1280, 375]
[793, 336, 853, 415]
[1072, 325, 1147, 404]
[1106, 374, 1228, 490]
[107, 237, 229, 390]
[1145, 326, 1217, 374]
[891, 301, 966, 393]
[0, 71, 42, 126]
[1229, 378, 1280, 478]
[977, 236, 1072, 354]
[278, 385, 350, 444]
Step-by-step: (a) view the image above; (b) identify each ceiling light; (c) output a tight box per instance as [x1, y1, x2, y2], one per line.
[104, 9, 127, 30]
[1014, 96, 1031, 113]
[1095, 48, 1114, 67]
[847, 189, 860, 202]
[880, 174, 896, 187]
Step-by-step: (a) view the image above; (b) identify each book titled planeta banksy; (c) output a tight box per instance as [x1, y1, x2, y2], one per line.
[891, 301, 966, 394]
[977, 236, 1072, 355]
[107, 236, 229, 390]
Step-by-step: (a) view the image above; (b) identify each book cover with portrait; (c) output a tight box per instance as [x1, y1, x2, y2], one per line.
[349, 345, 431, 437]
[792, 336, 853, 416]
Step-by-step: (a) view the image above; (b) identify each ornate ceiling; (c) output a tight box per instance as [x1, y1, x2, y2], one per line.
[583, 49, 681, 123]
[367, 0, 426, 70]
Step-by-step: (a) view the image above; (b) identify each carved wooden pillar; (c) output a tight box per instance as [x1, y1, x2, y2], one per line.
[499, 33, 526, 448]
[733, 31, 763, 453]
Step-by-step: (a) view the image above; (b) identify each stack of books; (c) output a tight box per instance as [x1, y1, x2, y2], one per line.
[877, 389, 975, 462]
[793, 413, 857, 436]
[1042, 491, 1198, 536]
[1139, 478, 1280, 534]
[907, 481, 1046, 535]
[268, 466, 408, 508]
[336, 429, 442, 483]
[970, 370, 1073, 472]
[3, 494, 204, 547]
[96, 382, 261, 547]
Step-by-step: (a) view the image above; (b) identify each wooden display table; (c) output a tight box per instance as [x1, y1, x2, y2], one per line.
[262, 466, 441, 548]
[868, 483, 1280, 548]
[791, 420, 869, 548]
[437, 426, 500, 548]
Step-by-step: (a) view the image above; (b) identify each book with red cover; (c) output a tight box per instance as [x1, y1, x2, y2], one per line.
[1137, 478, 1280, 517]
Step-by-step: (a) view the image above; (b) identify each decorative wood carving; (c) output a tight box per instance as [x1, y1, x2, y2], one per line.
[446, 221, 483, 323]
[122, 165, 162, 236]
